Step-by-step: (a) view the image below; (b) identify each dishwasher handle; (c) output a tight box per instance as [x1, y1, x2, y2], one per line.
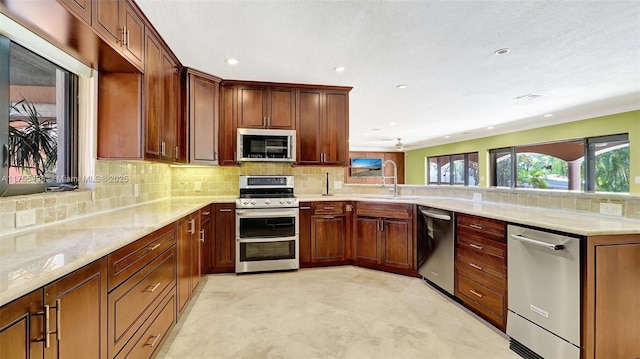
[420, 209, 451, 221]
[510, 234, 565, 250]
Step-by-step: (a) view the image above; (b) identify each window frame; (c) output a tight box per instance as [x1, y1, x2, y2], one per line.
[427, 152, 479, 187]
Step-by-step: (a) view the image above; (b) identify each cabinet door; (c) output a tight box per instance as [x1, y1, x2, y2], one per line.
[43, 258, 107, 359]
[381, 218, 413, 270]
[144, 34, 163, 160]
[311, 215, 346, 262]
[162, 52, 179, 162]
[92, 0, 120, 47]
[595, 243, 640, 358]
[58, 0, 91, 24]
[189, 73, 219, 165]
[219, 83, 237, 166]
[296, 88, 323, 165]
[299, 203, 312, 267]
[322, 90, 349, 165]
[119, 0, 144, 70]
[214, 203, 236, 272]
[268, 87, 295, 129]
[0, 290, 44, 359]
[200, 207, 214, 274]
[237, 85, 267, 128]
[176, 214, 199, 315]
[354, 216, 380, 265]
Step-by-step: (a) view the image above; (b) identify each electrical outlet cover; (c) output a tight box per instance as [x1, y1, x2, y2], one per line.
[16, 209, 37, 227]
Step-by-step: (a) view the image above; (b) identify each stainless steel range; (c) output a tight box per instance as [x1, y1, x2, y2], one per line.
[235, 175, 299, 273]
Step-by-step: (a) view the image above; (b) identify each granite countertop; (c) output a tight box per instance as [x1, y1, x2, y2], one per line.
[1, 194, 639, 306]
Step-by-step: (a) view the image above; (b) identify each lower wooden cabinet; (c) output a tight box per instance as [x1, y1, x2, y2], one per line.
[177, 211, 201, 316]
[0, 259, 108, 359]
[213, 203, 236, 273]
[299, 202, 312, 267]
[353, 202, 416, 275]
[200, 205, 214, 274]
[310, 202, 351, 265]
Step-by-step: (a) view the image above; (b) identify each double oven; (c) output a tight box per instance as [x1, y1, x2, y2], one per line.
[235, 176, 299, 273]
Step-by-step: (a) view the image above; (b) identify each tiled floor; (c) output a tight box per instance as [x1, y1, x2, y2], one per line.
[157, 266, 518, 359]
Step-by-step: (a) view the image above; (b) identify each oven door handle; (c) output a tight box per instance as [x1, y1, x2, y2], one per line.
[237, 236, 298, 243]
[510, 234, 565, 250]
[236, 209, 298, 217]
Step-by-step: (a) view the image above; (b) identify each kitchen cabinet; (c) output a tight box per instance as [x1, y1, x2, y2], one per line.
[200, 206, 214, 274]
[454, 213, 507, 332]
[296, 88, 350, 166]
[299, 202, 312, 267]
[584, 234, 640, 359]
[58, 0, 91, 25]
[237, 84, 295, 129]
[144, 31, 182, 163]
[310, 202, 352, 265]
[177, 211, 200, 316]
[0, 259, 108, 359]
[353, 202, 416, 275]
[107, 224, 176, 357]
[213, 203, 236, 273]
[185, 68, 221, 165]
[91, 0, 145, 71]
[219, 83, 238, 166]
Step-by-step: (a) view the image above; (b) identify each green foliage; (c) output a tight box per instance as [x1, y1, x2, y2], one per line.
[595, 146, 629, 192]
[9, 99, 58, 182]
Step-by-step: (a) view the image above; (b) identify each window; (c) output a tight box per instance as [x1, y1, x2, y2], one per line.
[490, 134, 629, 193]
[427, 152, 479, 186]
[1, 35, 78, 196]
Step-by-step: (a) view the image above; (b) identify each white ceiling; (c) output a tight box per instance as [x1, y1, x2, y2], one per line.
[136, 0, 640, 152]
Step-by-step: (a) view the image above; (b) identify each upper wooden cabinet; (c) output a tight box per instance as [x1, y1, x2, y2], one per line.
[296, 88, 350, 166]
[219, 83, 238, 166]
[144, 32, 183, 163]
[90, 0, 145, 71]
[237, 84, 295, 129]
[185, 69, 221, 165]
[58, 0, 92, 24]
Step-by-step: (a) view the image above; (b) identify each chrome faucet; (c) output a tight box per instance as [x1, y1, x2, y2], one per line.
[381, 160, 398, 196]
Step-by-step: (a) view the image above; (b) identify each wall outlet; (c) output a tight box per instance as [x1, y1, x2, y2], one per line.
[333, 181, 342, 190]
[16, 210, 37, 228]
[635, 176, 640, 184]
[133, 184, 139, 197]
[194, 181, 202, 191]
[599, 203, 623, 217]
[91, 191, 96, 201]
[472, 193, 482, 201]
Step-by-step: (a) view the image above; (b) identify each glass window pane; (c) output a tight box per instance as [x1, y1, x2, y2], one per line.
[438, 155, 451, 184]
[516, 140, 584, 191]
[452, 154, 465, 185]
[9, 42, 70, 185]
[593, 138, 629, 193]
[427, 157, 438, 184]
[468, 152, 479, 187]
[493, 150, 512, 188]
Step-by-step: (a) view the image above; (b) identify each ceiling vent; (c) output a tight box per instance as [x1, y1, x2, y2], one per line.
[512, 93, 546, 101]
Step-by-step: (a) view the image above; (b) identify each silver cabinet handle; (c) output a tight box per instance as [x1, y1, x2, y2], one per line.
[510, 234, 566, 250]
[145, 334, 161, 347]
[202, 211, 211, 216]
[469, 289, 484, 298]
[200, 229, 205, 243]
[420, 209, 451, 221]
[148, 243, 162, 251]
[161, 141, 166, 156]
[220, 208, 232, 212]
[55, 299, 61, 341]
[469, 243, 483, 250]
[323, 215, 335, 219]
[145, 282, 161, 293]
[126, 27, 130, 47]
[43, 304, 51, 348]
[323, 206, 335, 210]
[188, 219, 195, 234]
[175, 146, 179, 160]
[300, 207, 311, 210]
[469, 223, 483, 230]
[469, 263, 483, 271]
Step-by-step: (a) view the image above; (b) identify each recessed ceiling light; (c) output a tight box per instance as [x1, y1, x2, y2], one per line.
[364, 133, 370, 136]
[371, 128, 381, 132]
[225, 58, 238, 65]
[389, 122, 397, 126]
[333, 66, 345, 72]
[513, 93, 546, 101]
[544, 113, 554, 117]
[396, 84, 407, 89]
[487, 126, 494, 130]
[444, 135, 451, 139]
[494, 48, 510, 55]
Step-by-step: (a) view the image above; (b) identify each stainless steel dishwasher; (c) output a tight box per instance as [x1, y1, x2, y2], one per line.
[417, 206, 454, 295]
[507, 224, 582, 359]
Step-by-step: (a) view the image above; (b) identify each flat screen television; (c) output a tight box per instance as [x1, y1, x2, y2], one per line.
[350, 158, 382, 177]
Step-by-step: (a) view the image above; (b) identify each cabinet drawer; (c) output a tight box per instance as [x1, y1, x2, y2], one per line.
[355, 202, 413, 219]
[108, 224, 176, 291]
[109, 246, 176, 355]
[456, 251, 506, 285]
[312, 202, 345, 215]
[456, 234, 506, 262]
[456, 272, 505, 318]
[200, 205, 212, 220]
[115, 290, 176, 359]
[457, 213, 505, 243]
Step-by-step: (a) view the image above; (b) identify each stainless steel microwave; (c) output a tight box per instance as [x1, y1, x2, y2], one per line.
[237, 128, 296, 162]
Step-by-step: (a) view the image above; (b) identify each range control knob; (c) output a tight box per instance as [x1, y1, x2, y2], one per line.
[279, 199, 285, 204]
[250, 199, 256, 205]
[242, 199, 249, 205]
[265, 199, 271, 205]
[286, 199, 293, 204]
